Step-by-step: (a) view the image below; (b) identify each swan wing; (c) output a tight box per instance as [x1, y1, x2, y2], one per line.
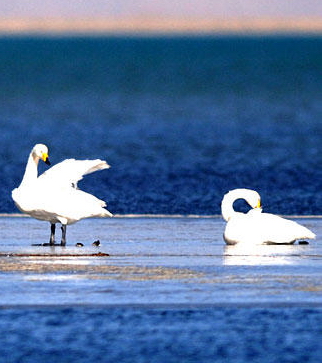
[38, 159, 110, 188]
[251, 211, 315, 243]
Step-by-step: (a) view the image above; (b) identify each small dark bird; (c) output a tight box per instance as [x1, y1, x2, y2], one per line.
[75, 242, 84, 247]
[92, 240, 100, 247]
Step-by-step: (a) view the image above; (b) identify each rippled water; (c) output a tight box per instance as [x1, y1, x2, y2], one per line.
[1, 306, 322, 363]
[1, 36, 322, 214]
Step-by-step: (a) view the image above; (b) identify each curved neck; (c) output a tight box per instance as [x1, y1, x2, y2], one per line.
[19, 153, 39, 188]
[221, 189, 253, 222]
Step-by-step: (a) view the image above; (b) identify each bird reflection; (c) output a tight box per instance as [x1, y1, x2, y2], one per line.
[223, 244, 307, 266]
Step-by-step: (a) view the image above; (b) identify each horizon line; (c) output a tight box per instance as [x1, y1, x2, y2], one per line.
[0, 17, 322, 35]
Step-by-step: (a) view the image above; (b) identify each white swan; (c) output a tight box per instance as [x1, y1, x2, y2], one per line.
[12, 144, 113, 246]
[221, 188, 315, 245]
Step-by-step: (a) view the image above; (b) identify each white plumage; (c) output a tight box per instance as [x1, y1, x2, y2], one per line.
[12, 144, 112, 245]
[221, 188, 315, 245]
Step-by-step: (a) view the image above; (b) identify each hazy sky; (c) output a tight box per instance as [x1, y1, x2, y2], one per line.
[2, 0, 322, 19]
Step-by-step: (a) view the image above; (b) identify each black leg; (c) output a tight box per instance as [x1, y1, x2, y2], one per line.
[61, 224, 67, 246]
[49, 224, 56, 245]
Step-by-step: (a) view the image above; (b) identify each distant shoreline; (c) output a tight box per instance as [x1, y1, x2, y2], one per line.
[0, 17, 322, 35]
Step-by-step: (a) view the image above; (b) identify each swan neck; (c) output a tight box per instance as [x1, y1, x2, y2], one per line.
[221, 193, 237, 222]
[221, 190, 249, 221]
[19, 153, 39, 188]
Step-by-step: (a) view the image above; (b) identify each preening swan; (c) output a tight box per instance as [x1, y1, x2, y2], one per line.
[221, 188, 315, 245]
[12, 144, 113, 246]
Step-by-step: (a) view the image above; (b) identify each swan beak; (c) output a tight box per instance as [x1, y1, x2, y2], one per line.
[42, 153, 51, 166]
[255, 200, 261, 208]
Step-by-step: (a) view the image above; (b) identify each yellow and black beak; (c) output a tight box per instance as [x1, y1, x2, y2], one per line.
[255, 200, 261, 209]
[42, 153, 51, 166]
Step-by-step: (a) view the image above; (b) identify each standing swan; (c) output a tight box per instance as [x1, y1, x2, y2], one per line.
[12, 144, 113, 246]
[221, 188, 315, 245]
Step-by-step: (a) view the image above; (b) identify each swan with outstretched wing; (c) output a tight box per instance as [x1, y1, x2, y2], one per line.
[12, 144, 112, 246]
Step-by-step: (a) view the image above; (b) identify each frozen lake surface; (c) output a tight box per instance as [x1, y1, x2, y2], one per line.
[1, 216, 322, 362]
[0, 216, 321, 306]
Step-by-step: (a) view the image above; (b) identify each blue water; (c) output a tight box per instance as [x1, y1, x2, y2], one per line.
[0, 306, 322, 363]
[1, 36, 322, 214]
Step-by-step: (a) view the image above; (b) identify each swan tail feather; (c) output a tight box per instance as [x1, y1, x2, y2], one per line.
[301, 229, 316, 239]
[102, 208, 113, 217]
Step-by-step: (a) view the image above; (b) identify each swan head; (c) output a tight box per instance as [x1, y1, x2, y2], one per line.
[32, 144, 51, 165]
[241, 189, 261, 209]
